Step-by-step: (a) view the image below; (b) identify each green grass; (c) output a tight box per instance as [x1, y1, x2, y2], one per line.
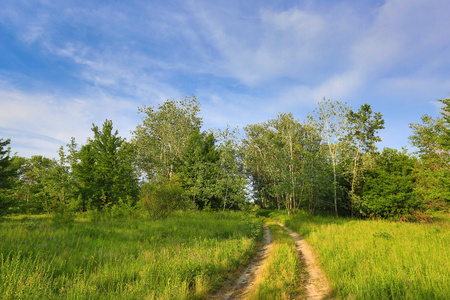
[247, 217, 304, 300]
[268, 210, 450, 300]
[0, 211, 262, 299]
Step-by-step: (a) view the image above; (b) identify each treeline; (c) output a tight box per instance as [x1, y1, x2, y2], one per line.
[1, 96, 449, 220]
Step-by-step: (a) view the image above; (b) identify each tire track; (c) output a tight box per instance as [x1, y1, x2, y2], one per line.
[274, 219, 333, 300]
[211, 223, 273, 300]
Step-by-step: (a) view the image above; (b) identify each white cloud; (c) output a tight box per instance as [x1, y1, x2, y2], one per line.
[0, 83, 146, 158]
[350, 0, 450, 79]
[1, 0, 450, 156]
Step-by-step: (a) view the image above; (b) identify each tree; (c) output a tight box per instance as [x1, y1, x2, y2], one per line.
[268, 113, 304, 215]
[409, 99, 450, 210]
[309, 99, 350, 217]
[242, 122, 274, 208]
[141, 175, 185, 219]
[0, 139, 14, 189]
[437, 98, 450, 154]
[361, 148, 420, 218]
[17, 156, 57, 213]
[0, 138, 19, 215]
[72, 120, 139, 210]
[300, 122, 333, 215]
[214, 126, 248, 211]
[346, 103, 385, 217]
[132, 96, 202, 180]
[178, 129, 221, 209]
[410, 114, 449, 166]
[243, 114, 305, 214]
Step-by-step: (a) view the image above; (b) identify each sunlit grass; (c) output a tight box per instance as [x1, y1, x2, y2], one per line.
[269, 210, 450, 300]
[0, 211, 262, 299]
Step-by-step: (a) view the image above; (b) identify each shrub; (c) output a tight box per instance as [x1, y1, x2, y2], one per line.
[141, 175, 189, 219]
[361, 148, 423, 218]
[52, 203, 75, 226]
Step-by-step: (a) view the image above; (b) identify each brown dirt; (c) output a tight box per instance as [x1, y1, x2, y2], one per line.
[274, 220, 334, 300]
[210, 223, 273, 300]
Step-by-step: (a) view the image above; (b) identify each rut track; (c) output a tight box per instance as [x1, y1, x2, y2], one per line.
[211, 223, 273, 300]
[211, 219, 332, 300]
[274, 219, 333, 300]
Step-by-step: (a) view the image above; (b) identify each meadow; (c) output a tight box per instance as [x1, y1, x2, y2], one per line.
[0, 211, 262, 299]
[269, 210, 450, 300]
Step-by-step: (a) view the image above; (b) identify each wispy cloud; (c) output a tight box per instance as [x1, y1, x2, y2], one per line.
[1, 0, 449, 157]
[0, 83, 142, 158]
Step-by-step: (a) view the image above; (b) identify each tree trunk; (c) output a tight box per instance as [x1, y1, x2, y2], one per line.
[333, 164, 338, 218]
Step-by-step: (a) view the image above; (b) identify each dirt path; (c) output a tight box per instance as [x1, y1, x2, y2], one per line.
[211, 223, 273, 300]
[274, 220, 333, 300]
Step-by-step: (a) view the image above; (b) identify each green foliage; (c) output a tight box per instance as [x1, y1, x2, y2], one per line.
[178, 129, 222, 210]
[413, 165, 450, 211]
[0, 139, 21, 215]
[15, 155, 59, 213]
[346, 103, 385, 217]
[214, 126, 249, 211]
[409, 113, 449, 164]
[4, 94, 449, 221]
[132, 96, 202, 180]
[409, 101, 450, 211]
[51, 203, 75, 226]
[141, 175, 188, 218]
[309, 98, 351, 217]
[437, 98, 450, 152]
[361, 148, 421, 218]
[72, 120, 139, 211]
[87, 197, 139, 222]
[243, 113, 307, 214]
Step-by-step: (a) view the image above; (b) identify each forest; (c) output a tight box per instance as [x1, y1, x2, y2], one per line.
[1, 96, 449, 220]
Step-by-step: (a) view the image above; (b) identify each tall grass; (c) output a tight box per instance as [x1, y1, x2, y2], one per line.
[247, 217, 304, 300]
[0, 211, 262, 299]
[269, 210, 450, 300]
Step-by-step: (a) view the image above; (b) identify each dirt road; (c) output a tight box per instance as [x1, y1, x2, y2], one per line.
[275, 220, 333, 300]
[212, 220, 332, 299]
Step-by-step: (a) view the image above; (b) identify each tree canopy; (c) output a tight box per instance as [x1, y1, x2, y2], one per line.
[2, 96, 449, 220]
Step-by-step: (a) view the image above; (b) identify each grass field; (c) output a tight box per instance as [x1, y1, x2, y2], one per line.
[268, 210, 450, 300]
[0, 211, 262, 299]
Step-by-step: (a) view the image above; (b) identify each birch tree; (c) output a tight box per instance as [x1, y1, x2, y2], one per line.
[132, 96, 202, 180]
[346, 103, 385, 217]
[214, 126, 248, 211]
[309, 98, 350, 218]
[409, 98, 450, 209]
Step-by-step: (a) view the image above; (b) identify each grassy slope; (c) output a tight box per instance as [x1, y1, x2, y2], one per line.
[269, 210, 450, 300]
[0, 211, 262, 299]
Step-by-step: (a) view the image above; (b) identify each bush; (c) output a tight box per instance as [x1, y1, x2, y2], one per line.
[361, 148, 423, 218]
[52, 204, 75, 226]
[141, 175, 189, 219]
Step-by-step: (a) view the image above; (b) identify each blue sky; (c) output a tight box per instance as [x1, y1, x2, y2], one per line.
[1, 0, 449, 158]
